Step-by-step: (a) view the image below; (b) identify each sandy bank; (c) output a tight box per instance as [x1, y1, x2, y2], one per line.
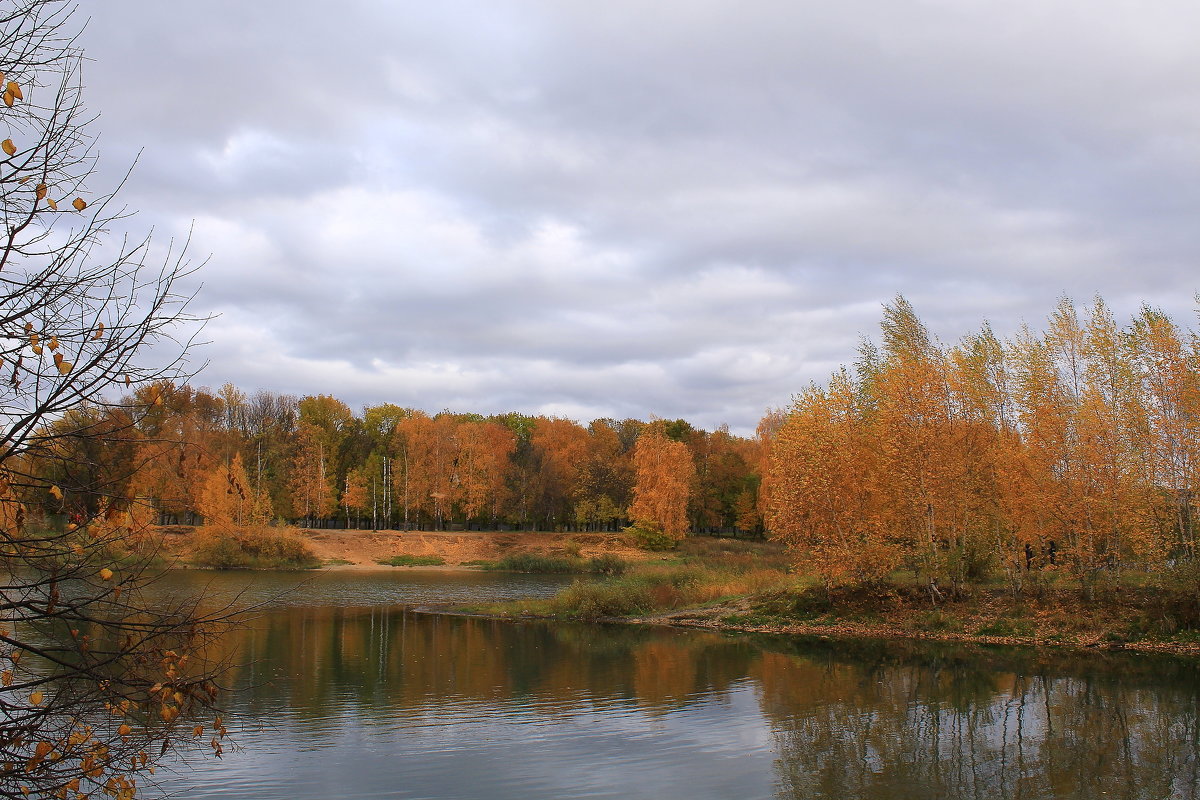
[157, 526, 652, 568]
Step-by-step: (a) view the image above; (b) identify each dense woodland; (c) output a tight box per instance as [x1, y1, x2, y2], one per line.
[767, 296, 1200, 596]
[26, 385, 764, 536]
[21, 294, 1200, 596]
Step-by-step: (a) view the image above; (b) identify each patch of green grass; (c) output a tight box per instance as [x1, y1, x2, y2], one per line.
[482, 552, 629, 575]
[911, 610, 964, 633]
[976, 617, 1035, 637]
[498, 563, 791, 621]
[483, 553, 581, 573]
[461, 559, 497, 568]
[376, 554, 446, 567]
[324, 557, 353, 566]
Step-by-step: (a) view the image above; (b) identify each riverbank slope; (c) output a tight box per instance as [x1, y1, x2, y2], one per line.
[155, 525, 655, 568]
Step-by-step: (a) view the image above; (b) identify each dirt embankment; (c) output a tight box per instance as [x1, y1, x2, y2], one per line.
[156, 526, 652, 568]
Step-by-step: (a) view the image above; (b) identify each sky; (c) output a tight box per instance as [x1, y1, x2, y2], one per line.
[74, 0, 1200, 434]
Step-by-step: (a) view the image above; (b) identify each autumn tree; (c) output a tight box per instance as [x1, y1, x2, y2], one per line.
[1129, 306, 1200, 557]
[196, 452, 269, 528]
[529, 417, 591, 530]
[768, 372, 896, 586]
[575, 419, 634, 532]
[629, 427, 695, 540]
[0, 3, 226, 797]
[455, 420, 516, 527]
[289, 420, 336, 522]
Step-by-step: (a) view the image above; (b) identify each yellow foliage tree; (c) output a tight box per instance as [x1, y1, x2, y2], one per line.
[629, 429, 695, 540]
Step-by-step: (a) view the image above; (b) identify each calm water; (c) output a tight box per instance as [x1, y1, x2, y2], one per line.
[150, 570, 1200, 800]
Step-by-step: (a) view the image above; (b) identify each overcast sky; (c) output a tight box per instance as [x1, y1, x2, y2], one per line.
[75, 0, 1200, 434]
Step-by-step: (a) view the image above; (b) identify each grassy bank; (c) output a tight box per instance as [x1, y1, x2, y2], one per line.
[455, 537, 1200, 654]
[377, 554, 447, 567]
[461, 537, 794, 619]
[474, 552, 628, 575]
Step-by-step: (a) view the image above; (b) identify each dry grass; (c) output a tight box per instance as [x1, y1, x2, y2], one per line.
[191, 526, 320, 570]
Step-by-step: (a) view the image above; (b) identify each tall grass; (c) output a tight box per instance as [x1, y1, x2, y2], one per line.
[192, 527, 320, 570]
[531, 564, 791, 621]
[484, 552, 627, 575]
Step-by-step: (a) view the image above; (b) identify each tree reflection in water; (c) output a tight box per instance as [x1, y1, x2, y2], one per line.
[757, 638, 1200, 800]
[179, 590, 1200, 800]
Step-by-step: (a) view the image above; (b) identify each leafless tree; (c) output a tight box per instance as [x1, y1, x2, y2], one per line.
[0, 3, 229, 798]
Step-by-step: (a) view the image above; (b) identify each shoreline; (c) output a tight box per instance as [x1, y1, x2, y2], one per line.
[157, 527, 1200, 658]
[410, 604, 1200, 662]
[408, 603, 1200, 658]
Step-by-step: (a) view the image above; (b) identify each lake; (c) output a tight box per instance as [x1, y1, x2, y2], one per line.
[152, 570, 1200, 800]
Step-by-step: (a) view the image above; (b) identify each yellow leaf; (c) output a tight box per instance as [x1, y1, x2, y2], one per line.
[56, 360, 72, 375]
[98, 568, 113, 581]
[48, 336, 58, 351]
[53, 352, 62, 366]
[72, 197, 86, 211]
[192, 725, 204, 737]
[34, 184, 46, 200]
[30, 345, 42, 356]
[29, 690, 43, 706]
[117, 724, 131, 737]
[3, 92, 12, 108]
[93, 322, 104, 340]
[1, 139, 14, 156]
[7, 81, 22, 101]
[1, 670, 11, 686]
[48, 485, 62, 500]
[46, 198, 57, 211]
[123, 374, 131, 386]
[29, 333, 38, 346]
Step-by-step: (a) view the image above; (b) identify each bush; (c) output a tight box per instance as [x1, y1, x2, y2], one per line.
[549, 580, 654, 620]
[192, 527, 320, 570]
[588, 553, 627, 576]
[624, 522, 676, 551]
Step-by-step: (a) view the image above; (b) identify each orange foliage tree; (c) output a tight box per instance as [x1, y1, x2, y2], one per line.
[629, 428, 696, 540]
[766, 294, 1200, 596]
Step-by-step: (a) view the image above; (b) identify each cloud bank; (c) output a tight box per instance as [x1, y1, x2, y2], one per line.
[76, 0, 1200, 432]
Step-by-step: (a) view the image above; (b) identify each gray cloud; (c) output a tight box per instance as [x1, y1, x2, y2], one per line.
[72, 0, 1200, 433]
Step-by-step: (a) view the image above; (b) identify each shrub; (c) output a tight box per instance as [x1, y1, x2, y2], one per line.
[624, 522, 676, 551]
[548, 580, 654, 620]
[192, 527, 319, 570]
[588, 553, 627, 576]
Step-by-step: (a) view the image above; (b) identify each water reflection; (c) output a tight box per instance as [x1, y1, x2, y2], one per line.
[160, 574, 1200, 800]
[755, 639, 1200, 799]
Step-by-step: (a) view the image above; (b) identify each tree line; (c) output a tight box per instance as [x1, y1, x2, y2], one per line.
[21, 290, 1200, 598]
[766, 295, 1200, 597]
[25, 386, 765, 538]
